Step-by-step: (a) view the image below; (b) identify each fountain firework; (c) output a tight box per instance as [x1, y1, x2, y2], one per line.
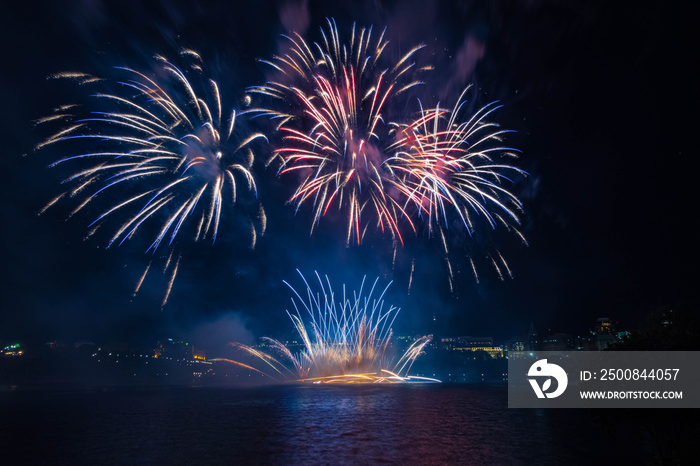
[216, 271, 439, 383]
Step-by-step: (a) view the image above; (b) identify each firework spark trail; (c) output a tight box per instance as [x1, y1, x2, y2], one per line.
[161, 253, 180, 308]
[222, 271, 437, 383]
[37, 50, 267, 302]
[210, 358, 276, 379]
[133, 262, 151, 297]
[249, 18, 428, 246]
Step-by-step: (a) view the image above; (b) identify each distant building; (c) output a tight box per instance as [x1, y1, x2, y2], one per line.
[594, 317, 615, 335]
[590, 317, 619, 350]
[540, 333, 574, 351]
[155, 339, 193, 361]
[573, 335, 590, 351]
[505, 337, 526, 352]
[440, 336, 503, 358]
[1, 342, 24, 357]
[280, 340, 306, 352]
[526, 323, 540, 351]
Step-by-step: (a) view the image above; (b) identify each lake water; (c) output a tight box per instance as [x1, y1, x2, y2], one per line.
[0, 384, 660, 464]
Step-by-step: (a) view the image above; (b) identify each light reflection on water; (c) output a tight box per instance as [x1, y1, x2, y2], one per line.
[1, 384, 645, 465]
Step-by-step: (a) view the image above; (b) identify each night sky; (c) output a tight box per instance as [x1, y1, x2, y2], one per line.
[0, 0, 696, 352]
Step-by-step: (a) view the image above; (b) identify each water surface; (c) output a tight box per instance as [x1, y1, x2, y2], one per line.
[1, 384, 649, 465]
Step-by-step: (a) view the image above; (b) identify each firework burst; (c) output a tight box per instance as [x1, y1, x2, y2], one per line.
[249, 18, 428, 246]
[215, 271, 438, 383]
[251, 18, 526, 285]
[37, 50, 267, 304]
[386, 87, 528, 286]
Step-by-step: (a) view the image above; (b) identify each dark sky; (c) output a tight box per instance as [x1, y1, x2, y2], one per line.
[0, 0, 696, 352]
